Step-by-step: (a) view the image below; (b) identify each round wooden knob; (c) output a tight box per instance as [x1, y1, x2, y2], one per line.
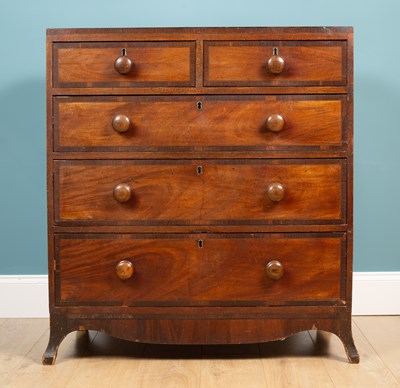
[112, 114, 130, 133]
[267, 48, 285, 75]
[267, 182, 285, 202]
[266, 260, 284, 280]
[266, 114, 285, 132]
[115, 260, 134, 280]
[114, 49, 133, 75]
[113, 183, 132, 203]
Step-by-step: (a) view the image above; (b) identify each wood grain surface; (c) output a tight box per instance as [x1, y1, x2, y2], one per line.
[204, 41, 346, 86]
[55, 159, 345, 225]
[54, 41, 195, 88]
[56, 233, 343, 305]
[54, 95, 345, 152]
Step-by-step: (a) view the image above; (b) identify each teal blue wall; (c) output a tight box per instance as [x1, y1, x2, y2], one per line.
[0, 0, 399, 273]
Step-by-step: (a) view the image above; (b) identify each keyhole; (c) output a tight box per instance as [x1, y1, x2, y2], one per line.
[197, 165, 203, 175]
[198, 239, 203, 248]
[272, 47, 278, 56]
[121, 48, 127, 56]
[197, 101, 203, 110]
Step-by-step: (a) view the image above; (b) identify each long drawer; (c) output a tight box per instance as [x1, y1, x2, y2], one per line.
[55, 233, 344, 306]
[54, 159, 345, 225]
[54, 95, 345, 152]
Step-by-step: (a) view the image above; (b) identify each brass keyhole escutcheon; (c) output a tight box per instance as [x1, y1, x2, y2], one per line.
[197, 165, 203, 175]
[198, 239, 204, 248]
[197, 101, 203, 110]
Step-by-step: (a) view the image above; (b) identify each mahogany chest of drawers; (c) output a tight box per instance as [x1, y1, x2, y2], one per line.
[44, 27, 358, 364]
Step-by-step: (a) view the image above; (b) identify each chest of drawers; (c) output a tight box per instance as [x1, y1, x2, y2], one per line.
[43, 27, 358, 364]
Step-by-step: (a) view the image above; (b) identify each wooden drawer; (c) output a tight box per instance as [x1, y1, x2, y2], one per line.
[53, 42, 196, 88]
[204, 41, 346, 87]
[56, 233, 344, 306]
[54, 95, 345, 152]
[54, 159, 345, 225]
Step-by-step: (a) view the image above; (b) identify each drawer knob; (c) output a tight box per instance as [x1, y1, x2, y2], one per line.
[115, 260, 135, 280]
[113, 183, 132, 203]
[112, 114, 131, 133]
[267, 182, 285, 202]
[267, 47, 285, 75]
[266, 260, 284, 280]
[114, 48, 133, 75]
[266, 114, 285, 132]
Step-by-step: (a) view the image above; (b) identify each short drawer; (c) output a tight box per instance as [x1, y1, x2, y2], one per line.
[204, 41, 346, 86]
[55, 233, 344, 306]
[54, 159, 345, 226]
[53, 41, 195, 88]
[54, 95, 345, 152]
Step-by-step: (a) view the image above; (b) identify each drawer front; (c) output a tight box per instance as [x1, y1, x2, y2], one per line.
[56, 233, 344, 306]
[204, 41, 346, 86]
[53, 42, 196, 88]
[54, 95, 345, 152]
[55, 159, 345, 225]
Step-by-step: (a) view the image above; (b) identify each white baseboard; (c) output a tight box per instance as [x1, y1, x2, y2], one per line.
[352, 272, 400, 315]
[0, 273, 399, 318]
[0, 275, 49, 318]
